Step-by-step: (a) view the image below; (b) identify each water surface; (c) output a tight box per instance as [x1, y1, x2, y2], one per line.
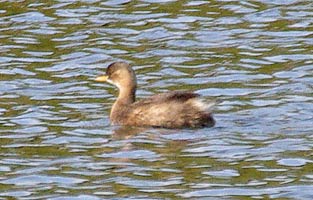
[1, 0, 313, 199]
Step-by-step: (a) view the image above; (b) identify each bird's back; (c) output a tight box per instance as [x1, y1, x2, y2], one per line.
[111, 91, 215, 128]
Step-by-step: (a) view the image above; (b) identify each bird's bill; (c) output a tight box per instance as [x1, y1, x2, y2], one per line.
[95, 75, 109, 82]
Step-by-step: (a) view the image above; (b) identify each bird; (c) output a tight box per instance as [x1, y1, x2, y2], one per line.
[95, 62, 215, 129]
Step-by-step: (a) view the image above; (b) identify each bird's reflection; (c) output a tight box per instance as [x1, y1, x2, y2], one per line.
[112, 125, 148, 140]
[101, 126, 193, 166]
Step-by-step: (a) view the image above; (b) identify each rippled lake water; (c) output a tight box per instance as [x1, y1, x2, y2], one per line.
[1, 0, 313, 199]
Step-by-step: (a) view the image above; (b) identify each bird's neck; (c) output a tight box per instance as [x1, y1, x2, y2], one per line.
[110, 86, 136, 122]
[116, 85, 136, 105]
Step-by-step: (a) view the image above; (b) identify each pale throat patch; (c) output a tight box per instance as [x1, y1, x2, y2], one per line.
[106, 78, 114, 85]
[107, 78, 122, 90]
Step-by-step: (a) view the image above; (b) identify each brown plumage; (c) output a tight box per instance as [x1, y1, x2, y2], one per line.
[96, 62, 215, 128]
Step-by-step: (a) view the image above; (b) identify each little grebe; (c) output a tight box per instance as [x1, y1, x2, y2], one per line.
[96, 62, 215, 128]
